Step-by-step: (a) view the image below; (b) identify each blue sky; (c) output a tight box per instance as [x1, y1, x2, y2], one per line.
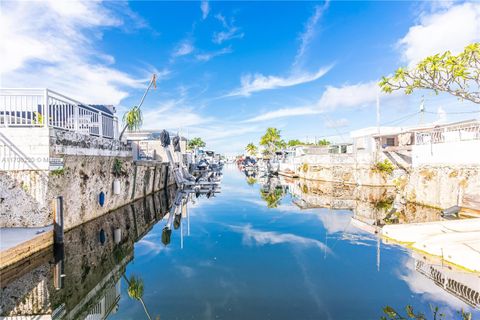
[2, 1, 480, 154]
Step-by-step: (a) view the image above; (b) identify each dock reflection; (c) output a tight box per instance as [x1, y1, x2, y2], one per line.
[0, 185, 218, 319]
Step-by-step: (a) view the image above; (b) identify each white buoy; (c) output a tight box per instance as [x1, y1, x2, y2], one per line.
[113, 179, 121, 195]
[113, 228, 122, 244]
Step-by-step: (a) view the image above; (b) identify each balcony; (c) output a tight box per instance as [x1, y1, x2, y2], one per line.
[0, 88, 118, 139]
[415, 120, 480, 145]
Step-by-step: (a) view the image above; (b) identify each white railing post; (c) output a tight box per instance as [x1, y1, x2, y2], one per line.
[3, 94, 7, 127]
[44, 89, 49, 127]
[74, 105, 79, 132]
[98, 111, 103, 138]
[113, 116, 118, 139]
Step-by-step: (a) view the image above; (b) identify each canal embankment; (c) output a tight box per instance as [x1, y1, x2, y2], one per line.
[276, 120, 480, 213]
[0, 127, 176, 230]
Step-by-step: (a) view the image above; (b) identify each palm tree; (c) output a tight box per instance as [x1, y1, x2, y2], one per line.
[188, 137, 206, 149]
[122, 105, 142, 132]
[259, 128, 282, 156]
[245, 143, 257, 156]
[118, 74, 157, 141]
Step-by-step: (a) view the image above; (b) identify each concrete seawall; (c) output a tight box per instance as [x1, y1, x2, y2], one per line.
[288, 160, 480, 212]
[0, 128, 176, 230]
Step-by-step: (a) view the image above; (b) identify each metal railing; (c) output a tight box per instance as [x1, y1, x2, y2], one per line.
[415, 121, 480, 145]
[0, 88, 118, 139]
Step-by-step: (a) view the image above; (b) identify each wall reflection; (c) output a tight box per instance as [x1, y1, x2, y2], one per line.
[241, 170, 480, 312]
[0, 185, 217, 319]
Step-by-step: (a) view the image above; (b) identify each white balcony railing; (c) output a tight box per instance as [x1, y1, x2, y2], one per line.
[415, 121, 480, 145]
[0, 88, 118, 139]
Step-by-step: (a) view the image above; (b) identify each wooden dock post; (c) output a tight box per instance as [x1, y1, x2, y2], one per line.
[53, 196, 64, 245]
[53, 196, 65, 289]
[163, 163, 170, 190]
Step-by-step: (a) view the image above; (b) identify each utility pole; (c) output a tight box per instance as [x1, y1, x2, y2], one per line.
[376, 90, 380, 133]
[419, 95, 425, 125]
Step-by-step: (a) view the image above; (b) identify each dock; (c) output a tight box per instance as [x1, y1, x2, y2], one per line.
[382, 218, 480, 272]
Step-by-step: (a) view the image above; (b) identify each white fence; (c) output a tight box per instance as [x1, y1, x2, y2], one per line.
[415, 121, 480, 145]
[0, 88, 118, 139]
[294, 152, 373, 167]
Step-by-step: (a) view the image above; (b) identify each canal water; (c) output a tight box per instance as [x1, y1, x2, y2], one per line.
[109, 166, 479, 320]
[1, 166, 479, 319]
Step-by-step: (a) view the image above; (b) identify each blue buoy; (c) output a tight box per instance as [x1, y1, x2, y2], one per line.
[99, 228, 106, 245]
[98, 191, 105, 207]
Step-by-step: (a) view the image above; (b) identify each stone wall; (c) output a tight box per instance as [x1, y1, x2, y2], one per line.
[0, 128, 176, 229]
[398, 165, 480, 210]
[0, 127, 50, 170]
[0, 156, 175, 229]
[295, 162, 396, 187]
[292, 161, 480, 211]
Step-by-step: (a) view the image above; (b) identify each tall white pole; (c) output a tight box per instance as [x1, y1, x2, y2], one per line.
[419, 95, 425, 125]
[376, 90, 380, 133]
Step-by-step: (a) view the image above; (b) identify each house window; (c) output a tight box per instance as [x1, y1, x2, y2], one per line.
[386, 138, 395, 146]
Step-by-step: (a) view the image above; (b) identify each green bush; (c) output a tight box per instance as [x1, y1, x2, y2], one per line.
[372, 159, 395, 175]
[50, 168, 65, 176]
[112, 159, 123, 177]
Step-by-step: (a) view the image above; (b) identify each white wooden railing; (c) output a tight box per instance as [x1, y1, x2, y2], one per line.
[0, 88, 118, 139]
[415, 121, 480, 145]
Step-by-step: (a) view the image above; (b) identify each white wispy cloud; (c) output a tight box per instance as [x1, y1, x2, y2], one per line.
[244, 81, 385, 122]
[226, 66, 332, 97]
[435, 106, 448, 124]
[212, 14, 244, 44]
[244, 106, 319, 123]
[230, 224, 331, 252]
[173, 39, 195, 57]
[398, 2, 480, 66]
[196, 47, 232, 62]
[0, 1, 145, 105]
[200, 0, 210, 19]
[142, 105, 212, 130]
[223, 3, 331, 99]
[293, 1, 330, 68]
[318, 81, 380, 110]
[325, 118, 349, 128]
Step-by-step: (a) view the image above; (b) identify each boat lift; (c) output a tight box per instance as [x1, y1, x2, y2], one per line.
[159, 130, 221, 192]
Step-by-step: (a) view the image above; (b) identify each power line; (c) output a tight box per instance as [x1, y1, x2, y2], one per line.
[425, 110, 480, 115]
[380, 111, 420, 126]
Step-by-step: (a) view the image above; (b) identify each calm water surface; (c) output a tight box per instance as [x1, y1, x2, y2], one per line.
[108, 166, 480, 320]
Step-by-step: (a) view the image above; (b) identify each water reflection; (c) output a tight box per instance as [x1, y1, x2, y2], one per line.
[410, 253, 480, 310]
[243, 171, 444, 229]
[258, 176, 286, 208]
[0, 185, 215, 319]
[2, 167, 479, 319]
[239, 167, 480, 317]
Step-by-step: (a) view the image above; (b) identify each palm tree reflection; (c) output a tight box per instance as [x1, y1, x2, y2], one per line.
[246, 176, 257, 185]
[260, 177, 285, 208]
[122, 274, 153, 320]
